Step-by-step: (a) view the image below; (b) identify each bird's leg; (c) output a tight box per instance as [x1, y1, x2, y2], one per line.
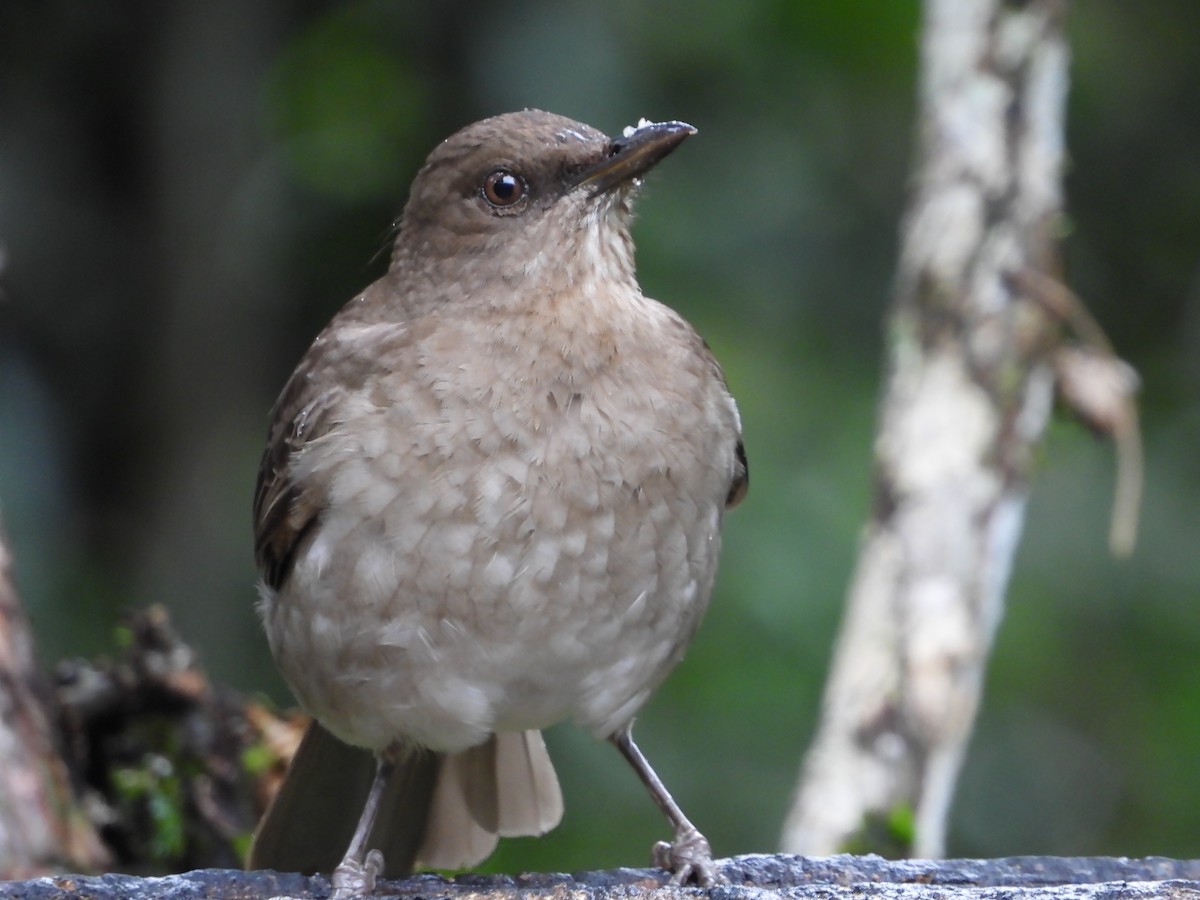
[611, 726, 724, 886]
[330, 754, 395, 899]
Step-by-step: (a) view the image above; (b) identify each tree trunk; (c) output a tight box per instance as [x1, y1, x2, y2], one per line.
[0, 518, 109, 877]
[782, 0, 1075, 857]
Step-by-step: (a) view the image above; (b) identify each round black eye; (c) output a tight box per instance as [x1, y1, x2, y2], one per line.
[482, 169, 527, 208]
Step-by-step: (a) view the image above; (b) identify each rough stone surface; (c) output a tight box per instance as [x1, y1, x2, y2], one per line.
[3, 855, 1200, 899]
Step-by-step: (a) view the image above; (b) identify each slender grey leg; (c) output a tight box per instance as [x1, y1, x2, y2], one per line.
[611, 726, 724, 886]
[330, 755, 394, 899]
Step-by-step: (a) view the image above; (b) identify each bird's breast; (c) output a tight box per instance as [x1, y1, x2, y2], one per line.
[265, 293, 738, 751]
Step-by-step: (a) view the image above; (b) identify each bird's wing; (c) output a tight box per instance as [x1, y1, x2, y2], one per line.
[252, 345, 341, 592]
[727, 436, 748, 508]
[252, 280, 406, 591]
[697, 336, 748, 510]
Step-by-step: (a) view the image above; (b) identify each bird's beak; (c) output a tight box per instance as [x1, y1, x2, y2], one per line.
[572, 120, 696, 194]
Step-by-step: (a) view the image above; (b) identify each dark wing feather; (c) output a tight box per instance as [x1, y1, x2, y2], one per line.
[253, 280, 410, 591]
[726, 437, 748, 508]
[694, 334, 748, 511]
[253, 360, 334, 591]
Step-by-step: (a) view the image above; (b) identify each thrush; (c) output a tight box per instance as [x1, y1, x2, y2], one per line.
[249, 109, 747, 897]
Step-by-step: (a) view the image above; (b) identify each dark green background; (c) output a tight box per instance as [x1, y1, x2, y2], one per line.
[1, 0, 1197, 872]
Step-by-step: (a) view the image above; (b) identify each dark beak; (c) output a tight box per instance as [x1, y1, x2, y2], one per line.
[572, 120, 696, 194]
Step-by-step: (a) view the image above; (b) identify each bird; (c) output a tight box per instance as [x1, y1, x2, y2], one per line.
[248, 108, 747, 897]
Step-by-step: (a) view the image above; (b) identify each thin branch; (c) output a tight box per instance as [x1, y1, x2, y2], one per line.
[782, 0, 1086, 857]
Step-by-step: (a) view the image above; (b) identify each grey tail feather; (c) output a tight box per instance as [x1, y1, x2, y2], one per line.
[416, 730, 564, 871]
[495, 730, 564, 837]
[249, 723, 562, 877]
[248, 720, 440, 879]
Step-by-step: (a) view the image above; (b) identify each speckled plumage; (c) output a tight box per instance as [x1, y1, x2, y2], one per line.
[251, 110, 746, 889]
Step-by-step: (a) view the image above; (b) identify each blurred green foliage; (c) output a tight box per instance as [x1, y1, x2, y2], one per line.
[112, 757, 187, 864]
[0, 0, 1197, 874]
[265, 6, 427, 201]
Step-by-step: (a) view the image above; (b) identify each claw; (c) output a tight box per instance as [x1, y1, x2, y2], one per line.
[330, 848, 385, 899]
[651, 827, 725, 887]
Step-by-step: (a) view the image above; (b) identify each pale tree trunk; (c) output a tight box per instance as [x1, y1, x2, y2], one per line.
[0, 516, 110, 877]
[780, 0, 1136, 858]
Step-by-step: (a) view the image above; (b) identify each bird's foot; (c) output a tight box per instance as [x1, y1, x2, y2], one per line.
[330, 848, 385, 899]
[652, 826, 725, 886]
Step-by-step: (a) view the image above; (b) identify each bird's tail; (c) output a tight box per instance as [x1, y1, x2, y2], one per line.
[248, 721, 563, 878]
[416, 727, 563, 870]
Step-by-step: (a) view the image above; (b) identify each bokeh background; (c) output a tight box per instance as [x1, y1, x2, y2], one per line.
[1, 0, 1198, 872]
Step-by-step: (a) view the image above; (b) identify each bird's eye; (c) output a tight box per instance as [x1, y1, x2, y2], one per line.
[481, 169, 527, 209]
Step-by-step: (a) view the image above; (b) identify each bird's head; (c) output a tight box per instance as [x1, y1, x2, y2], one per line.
[390, 109, 695, 306]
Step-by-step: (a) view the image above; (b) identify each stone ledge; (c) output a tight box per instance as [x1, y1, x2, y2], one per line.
[4, 854, 1200, 899]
